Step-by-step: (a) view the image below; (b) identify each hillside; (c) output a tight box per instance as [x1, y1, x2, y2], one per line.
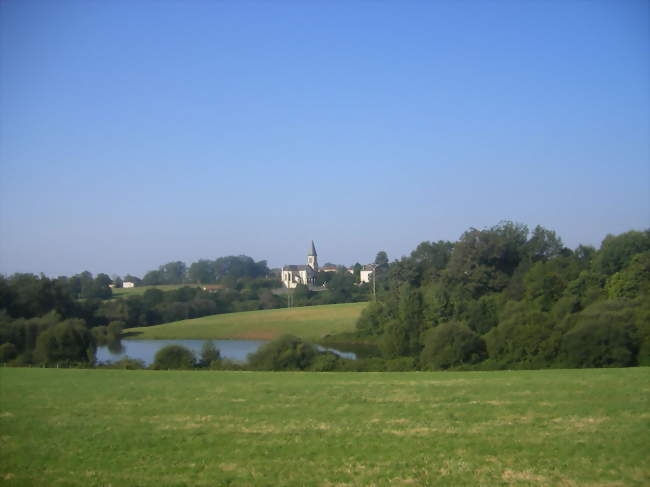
[124, 302, 367, 340]
[1, 367, 647, 486]
[110, 284, 196, 298]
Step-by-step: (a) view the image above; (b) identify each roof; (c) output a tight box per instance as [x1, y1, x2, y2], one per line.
[308, 240, 317, 256]
[283, 265, 309, 271]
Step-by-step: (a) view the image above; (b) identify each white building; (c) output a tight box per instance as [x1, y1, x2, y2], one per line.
[347, 265, 374, 283]
[122, 281, 135, 289]
[359, 265, 374, 284]
[281, 241, 318, 288]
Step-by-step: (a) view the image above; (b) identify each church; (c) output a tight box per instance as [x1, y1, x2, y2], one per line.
[281, 241, 319, 288]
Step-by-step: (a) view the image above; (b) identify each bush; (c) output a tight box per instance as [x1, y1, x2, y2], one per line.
[385, 356, 417, 371]
[348, 357, 386, 372]
[247, 335, 317, 370]
[0, 342, 17, 363]
[309, 352, 342, 372]
[199, 340, 221, 367]
[560, 299, 640, 368]
[420, 321, 485, 370]
[34, 319, 96, 365]
[153, 345, 196, 370]
[484, 307, 559, 368]
[381, 321, 410, 359]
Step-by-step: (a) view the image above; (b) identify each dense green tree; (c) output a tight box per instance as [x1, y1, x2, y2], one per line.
[373, 251, 390, 288]
[447, 221, 529, 297]
[325, 270, 356, 302]
[420, 321, 485, 370]
[380, 320, 410, 359]
[525, 225, 564, 262]
[34, 319, 96, 364]
[247, 335, 317, 370]
[593, 230, 650, 276]
[484, 303, 560, 368]
[560, 299, 640, 368]
[524, 257, 579, 311]
[0, 342, 17, 362]
[352, 263, 362, 283]
[606, 251, 650, 299]
[153, 345, 196, 369]
[356, 301, 387, 336]
[199, 340, 221, 367]
[465, 294, 500, 334]
[397, 283, 424, 353]
[142, 270, 164, 286]
[142, 288, 165, 308]
[409, 240, 454, 285]
[188, 260, 216, 284]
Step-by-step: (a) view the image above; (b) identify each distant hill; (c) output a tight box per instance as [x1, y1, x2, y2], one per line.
[124, 302, 367, 341]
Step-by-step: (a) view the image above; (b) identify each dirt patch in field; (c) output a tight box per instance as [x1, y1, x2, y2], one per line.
[502, 469, 547, 483]
[468, 400, 512, 406]
[550, 416, 609, 430]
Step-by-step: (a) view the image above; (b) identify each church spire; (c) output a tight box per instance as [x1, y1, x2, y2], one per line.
[307, 241, 318, 272]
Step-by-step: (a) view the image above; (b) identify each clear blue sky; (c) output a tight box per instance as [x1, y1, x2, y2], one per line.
[1, 0, 648, 277]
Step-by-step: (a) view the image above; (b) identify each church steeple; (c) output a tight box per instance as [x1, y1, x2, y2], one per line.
[307, 241, 318, 271]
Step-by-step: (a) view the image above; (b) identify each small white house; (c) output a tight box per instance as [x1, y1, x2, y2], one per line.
[122, 281, 135, 289]
[359, 265, 374, 284]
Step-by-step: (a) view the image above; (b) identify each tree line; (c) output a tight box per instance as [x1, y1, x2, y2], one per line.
[353, 222, 649, 370]
[0, 256, 369, 365]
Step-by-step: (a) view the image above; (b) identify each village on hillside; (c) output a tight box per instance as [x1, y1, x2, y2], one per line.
[279, 241, 374, 289]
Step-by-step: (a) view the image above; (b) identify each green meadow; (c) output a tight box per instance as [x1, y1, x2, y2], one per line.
[1, 367, 648, 486]
[125, 302, 366, 340]
[110, 285, 193, 298]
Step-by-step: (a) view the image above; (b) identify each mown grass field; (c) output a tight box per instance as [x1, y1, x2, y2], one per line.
[110, 284, 193, 298]
[1, 367, 648, 486]
[125, 302, 367, 340]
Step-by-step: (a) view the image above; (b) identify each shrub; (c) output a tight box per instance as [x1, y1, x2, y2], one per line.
[420, 321, 485, 370]
[247, 335, 317, 370]
[385, 356, 417, 371]
[484, 308, 559, 368]
[153, 345, 196, 370]
[381, 321, 409, 359]
[0, 342, 17, 363]
[34, 319, 96, 365]
[199, 340, 221, 367]
[560, 299, 640, 368]
[309, 352, 342, 372]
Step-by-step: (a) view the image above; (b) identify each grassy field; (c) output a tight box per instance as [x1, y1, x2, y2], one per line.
[110, 285, 194, 298]
[125, 302, 367, 340]
[1, 367, 648, 486]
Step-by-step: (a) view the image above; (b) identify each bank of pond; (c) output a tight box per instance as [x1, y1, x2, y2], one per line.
[91, 335, 387, 371]
[97, 338, 358, 366]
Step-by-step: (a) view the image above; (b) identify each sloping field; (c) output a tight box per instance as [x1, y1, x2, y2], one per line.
[0, 367, 648, 486]
[125, 302, 367, 340]
[110, 284, 194, 299]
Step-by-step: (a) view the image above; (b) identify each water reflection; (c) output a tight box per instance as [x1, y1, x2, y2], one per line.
[97, 339, 357, 366]
[97, 339, 268, 366]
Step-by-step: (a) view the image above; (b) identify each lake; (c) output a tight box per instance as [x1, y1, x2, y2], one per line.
[96, 339, 356, 366]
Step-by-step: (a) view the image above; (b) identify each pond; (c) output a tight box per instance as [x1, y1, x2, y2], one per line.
[96, 339, 357, 366]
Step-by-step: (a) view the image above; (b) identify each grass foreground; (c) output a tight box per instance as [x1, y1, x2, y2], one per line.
[0, 367, 648, 486]
[125, 302, 367, 340]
